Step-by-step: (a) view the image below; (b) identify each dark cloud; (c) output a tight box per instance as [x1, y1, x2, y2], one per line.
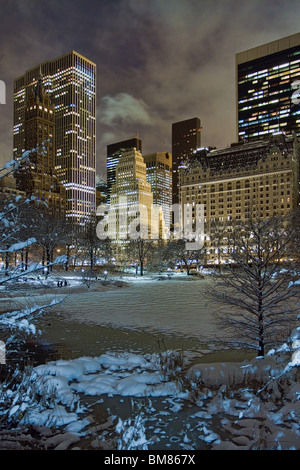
[0, 0, 300, 178]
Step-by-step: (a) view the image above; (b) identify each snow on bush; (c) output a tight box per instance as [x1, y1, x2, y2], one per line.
[0, 298, 64, 337]
[115, 400, 150, 450]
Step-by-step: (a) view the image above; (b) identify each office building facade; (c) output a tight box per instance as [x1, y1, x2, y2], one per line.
[172, 118, 201, 204]
[179, 133, 300, 264]
[106, 137, 142, 204]
[15, 72, 65, 217]
[144, 151, 172, 230]
[110, 148, 154, 241]
[236, 32, 300, 142]
[14, 50, 96, 225]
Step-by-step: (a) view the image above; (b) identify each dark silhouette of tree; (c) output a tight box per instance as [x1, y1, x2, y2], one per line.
[126, 237, 155, 276]
[163, 238, 205, 275]
[208, 215, 299, 357]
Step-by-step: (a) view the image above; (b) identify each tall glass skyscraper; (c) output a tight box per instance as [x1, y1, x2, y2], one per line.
[14, 50, 96, 225]
[236, 33, 300, 142]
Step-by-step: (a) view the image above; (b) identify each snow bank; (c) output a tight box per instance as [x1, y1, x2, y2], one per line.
[185, 355, 290, 388]
[3, 317, 299, 449]
[1, 340, 299, 450]
[33, 352, 183, 400]
[187, 323, 300, 389]
[18, 351, 185, 433]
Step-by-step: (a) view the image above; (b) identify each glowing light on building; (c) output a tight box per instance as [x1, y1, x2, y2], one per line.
[14, 51, 96, 225]
[236, 33, 300, 142]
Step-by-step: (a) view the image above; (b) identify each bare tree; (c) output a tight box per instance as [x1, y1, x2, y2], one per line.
[126, 237, 155, 276]
[0, 153, 68, 357]
[163, 238, 205, 275]
[208, 215, 299, 357]
[80, 218, 113, 274]
[24, 205, 68, 274]
[286, 207, 300, 268]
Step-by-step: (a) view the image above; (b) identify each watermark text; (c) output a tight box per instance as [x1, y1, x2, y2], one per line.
[0, 340, 5, 364]
[0, 80, 6, 104]
[96, 199, 205, 250]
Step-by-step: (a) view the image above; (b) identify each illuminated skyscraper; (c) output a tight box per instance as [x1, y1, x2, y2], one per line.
[14, 51, 96, 225]
[236, 32, 300, 142]
[110, 148, 153, 241]
[106, 137, 142, 204]
[15, 71, 65, 217]
[144, 152, 172, 230]
[172, 118, 201, 204]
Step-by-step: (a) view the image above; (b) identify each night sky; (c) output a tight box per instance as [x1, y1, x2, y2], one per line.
[0, 0, 300, 179]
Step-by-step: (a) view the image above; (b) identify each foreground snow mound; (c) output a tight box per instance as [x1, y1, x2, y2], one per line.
[18, 351, 185, 433]
[2, 326, 299, 450]
[34, 352, 185, 400]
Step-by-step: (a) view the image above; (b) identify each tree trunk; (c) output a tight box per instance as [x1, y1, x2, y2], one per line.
[90, 248, 94, 272]
[5, 252, 9, 271]
[65, 245, 70, 271]
[46, 249, 51, 275]
[185, 260, 190, 276]
[257, 279, 264, 356]
[25, 247, 29, 271]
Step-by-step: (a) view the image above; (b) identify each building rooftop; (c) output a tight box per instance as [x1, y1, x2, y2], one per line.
[185, 133, 297, 175]
[236, 32, 300, 64]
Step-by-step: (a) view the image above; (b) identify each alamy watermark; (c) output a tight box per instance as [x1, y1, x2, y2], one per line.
[96, 198, 205, 250]
[0, 340, 5, 364]
[0, 80, 5, 104]
[291, 80, 300, 105]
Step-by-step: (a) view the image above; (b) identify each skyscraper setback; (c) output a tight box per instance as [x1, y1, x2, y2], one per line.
[236, 32, 300, 142]
[14, 50, 96, 225]
[110, 148, 154, 241]
[106, 138, 142, 204]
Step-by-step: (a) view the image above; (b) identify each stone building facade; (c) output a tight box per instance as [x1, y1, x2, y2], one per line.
[179, 133, 300, 263]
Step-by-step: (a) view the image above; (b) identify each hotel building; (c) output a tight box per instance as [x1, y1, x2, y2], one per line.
[14, 51, 96, 225]
[179, 133, 300, 264]
[236, 32, 300, 142]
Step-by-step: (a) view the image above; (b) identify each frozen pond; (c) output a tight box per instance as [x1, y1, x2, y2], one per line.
[59, 278, 215, 339]
[2, 276, 250, 363]
[1, 276, 260, 451]
[31, 276, 251, 365]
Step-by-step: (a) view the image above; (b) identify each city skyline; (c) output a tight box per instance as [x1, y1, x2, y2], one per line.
[1, 1, 300, 179]
[13, 50, 96, 225]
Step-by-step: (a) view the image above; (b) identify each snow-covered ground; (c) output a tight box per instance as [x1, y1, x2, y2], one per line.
[2, 343, 300, 450]
[0, 273, 299, 450]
